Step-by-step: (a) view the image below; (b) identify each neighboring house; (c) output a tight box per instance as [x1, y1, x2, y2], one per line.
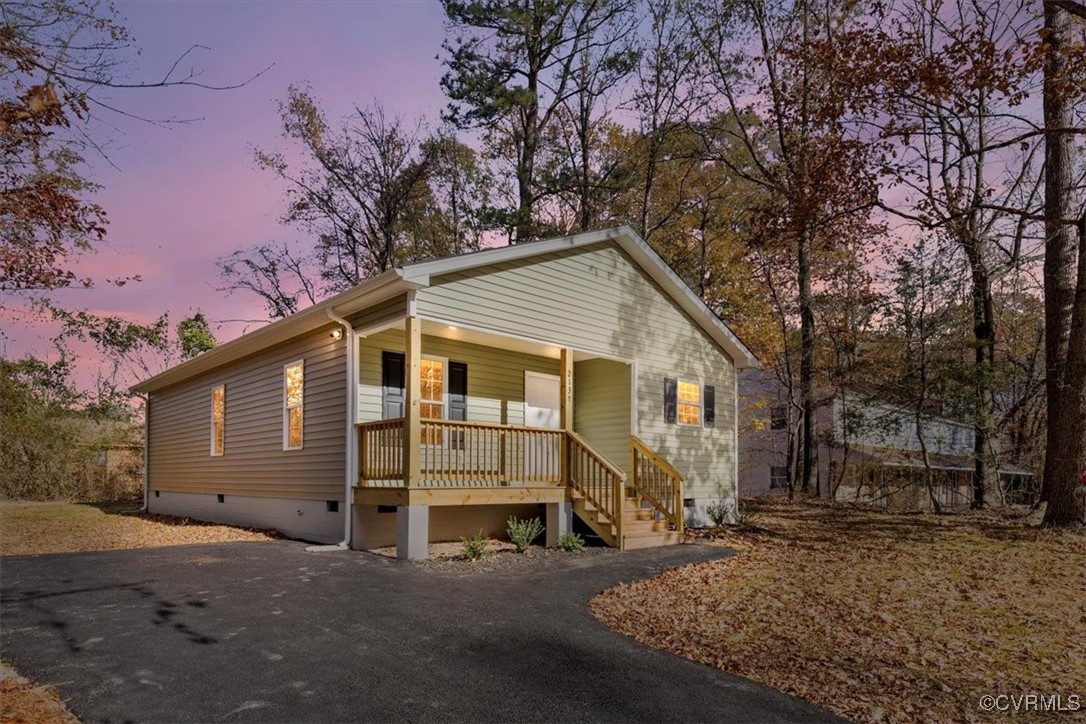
[132, 227, 759, 559]
[739, 370, 1035, 508]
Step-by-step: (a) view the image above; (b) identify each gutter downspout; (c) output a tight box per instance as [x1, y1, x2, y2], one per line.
[307, 306, 356, 551]
[140, 393, 150, 513]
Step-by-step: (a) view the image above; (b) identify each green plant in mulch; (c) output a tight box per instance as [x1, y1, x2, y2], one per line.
[459, 530, 488, 560]
[557, 531, 585, 552]
[506, 516, 544, 553]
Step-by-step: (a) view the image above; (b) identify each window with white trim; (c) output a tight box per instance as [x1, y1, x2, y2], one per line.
[677, 380, 702, 426]
[211, 384, 225, 456]
[420, 356, 446, 444]
[284, 360, 304, 450]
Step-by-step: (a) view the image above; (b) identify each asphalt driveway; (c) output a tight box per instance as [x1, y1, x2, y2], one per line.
[1, 541, 840, 723]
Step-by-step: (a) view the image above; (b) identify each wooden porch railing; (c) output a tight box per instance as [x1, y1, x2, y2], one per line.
[568, 431, 626, 541]
[358, 419, 404, 483]
[358, 421, 684, 541]
[419, 419, 564, 486]
[358, 418, 565, 487]
[629, 436, 685, 534]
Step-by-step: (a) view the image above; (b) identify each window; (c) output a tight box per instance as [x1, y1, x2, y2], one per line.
[770, 405, 787, 430]
[770, 466, 789, 489]
[211, 384, 225, 456]
[284, 360, 304, 450]
[677, 380, 702, 426]
[420, 357, 445, 420]
[382, 352, 467, 445]
[420, 357, 445, 445]
[665, 377, 714, 427]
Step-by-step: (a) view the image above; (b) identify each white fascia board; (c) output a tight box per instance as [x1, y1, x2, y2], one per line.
[131, 270, 414, 394]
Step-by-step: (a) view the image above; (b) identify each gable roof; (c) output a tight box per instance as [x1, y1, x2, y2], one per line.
[132, 226, 758, 394]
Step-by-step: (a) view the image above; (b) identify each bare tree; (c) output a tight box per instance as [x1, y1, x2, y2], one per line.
[216, 241, 319, 320]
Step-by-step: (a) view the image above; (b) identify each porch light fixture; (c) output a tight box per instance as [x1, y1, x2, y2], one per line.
[330, 329, 343, 340]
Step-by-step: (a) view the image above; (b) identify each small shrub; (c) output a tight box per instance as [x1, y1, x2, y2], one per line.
[459, 530, 488, 560]
[506, 516, 544, 553]
[733, 502, 758, 528]
[557, 531, 584, 552]
[706, 500, 731, 527]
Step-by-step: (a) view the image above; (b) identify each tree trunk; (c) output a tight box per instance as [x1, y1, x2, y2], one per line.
[798, 225, 816, 495]
[1042, 2, 1086, 526]
[969, 261, 995, 509]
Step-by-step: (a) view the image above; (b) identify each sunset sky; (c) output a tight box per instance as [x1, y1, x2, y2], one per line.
[3, 1, 453, 379]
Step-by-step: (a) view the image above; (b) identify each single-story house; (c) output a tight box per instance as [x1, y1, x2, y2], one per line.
[132, 227, 758, 559]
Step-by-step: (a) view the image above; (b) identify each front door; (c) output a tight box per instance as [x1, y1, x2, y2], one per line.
[525, 371, 560, 428]
[524, 372, 561, 481]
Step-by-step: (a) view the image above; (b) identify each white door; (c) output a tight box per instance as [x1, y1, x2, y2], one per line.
[524, 371, 561, 429]
[524, 372, 561, 482]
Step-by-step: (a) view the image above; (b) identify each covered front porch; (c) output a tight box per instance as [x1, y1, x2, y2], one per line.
[349, 316, 685, 558]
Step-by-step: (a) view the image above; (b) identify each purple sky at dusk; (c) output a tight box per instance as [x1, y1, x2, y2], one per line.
[3, 1, 452, 381]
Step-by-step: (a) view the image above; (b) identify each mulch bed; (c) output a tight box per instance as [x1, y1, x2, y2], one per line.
[368, 538, 616, 573]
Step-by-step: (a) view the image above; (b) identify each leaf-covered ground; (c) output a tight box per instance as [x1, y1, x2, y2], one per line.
[591, 500, 1086, 723]
[0, 501, 280, 556]
[1, 660, 77, 724]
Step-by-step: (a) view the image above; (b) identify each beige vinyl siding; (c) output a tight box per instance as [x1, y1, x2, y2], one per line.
[346, 292, 406, 329]
[573, 358, 631, 472]
[415, 241, 737, 501]
[357, 329, 559, 424]
[147, 323, 347, 500]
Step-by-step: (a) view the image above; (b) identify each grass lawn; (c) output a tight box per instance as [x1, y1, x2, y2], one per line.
[0, 500, 280, 556]
[592, 499, 1086, 723]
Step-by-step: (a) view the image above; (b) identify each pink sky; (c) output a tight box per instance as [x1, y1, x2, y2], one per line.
[2, 1, 450, 384]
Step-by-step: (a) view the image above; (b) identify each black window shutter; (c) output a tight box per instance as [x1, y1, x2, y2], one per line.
[448, 362, 468, 421]
[381, 351, 405, 419]
[704, 385, 716, 428]
[664, 377, 677, 424]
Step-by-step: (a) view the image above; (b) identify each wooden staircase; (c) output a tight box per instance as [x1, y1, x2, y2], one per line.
[571, 487, 683, 549]
[568, 433, 685, 550]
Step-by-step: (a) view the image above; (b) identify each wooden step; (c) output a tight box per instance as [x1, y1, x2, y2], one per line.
[622, 517, 669, 534]
[571, 498, 617, 547]
[622, 530, 683, 550]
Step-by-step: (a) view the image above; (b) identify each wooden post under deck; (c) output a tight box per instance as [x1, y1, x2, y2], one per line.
[560, 348, 574, 485]
[404, 316, 422, 488]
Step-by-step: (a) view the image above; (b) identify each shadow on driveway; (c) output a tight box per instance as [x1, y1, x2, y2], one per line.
[1, 541, 841, 723]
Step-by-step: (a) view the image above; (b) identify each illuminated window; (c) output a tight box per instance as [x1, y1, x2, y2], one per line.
[677, 380, 702, 426]
[284, 360, 304, 450]
[420, 357, 445, 444]
[211, 385, 225, 456]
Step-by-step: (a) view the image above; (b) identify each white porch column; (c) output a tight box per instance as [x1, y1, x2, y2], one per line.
[396, 505, 429, 560]
[545, 501, 572, 547]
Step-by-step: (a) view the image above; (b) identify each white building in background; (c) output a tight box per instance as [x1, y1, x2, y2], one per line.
[738, 369, 1035, 509]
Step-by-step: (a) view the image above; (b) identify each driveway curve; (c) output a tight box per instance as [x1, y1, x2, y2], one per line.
[1, 540, 841, 723]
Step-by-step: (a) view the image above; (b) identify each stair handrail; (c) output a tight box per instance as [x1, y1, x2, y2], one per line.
[629, 436, 685, 534]
[567, 431, 626, 542]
